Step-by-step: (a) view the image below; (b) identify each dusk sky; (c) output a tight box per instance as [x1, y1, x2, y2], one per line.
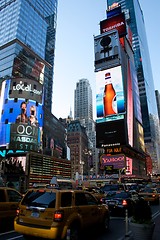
[52, 0, 160, 120]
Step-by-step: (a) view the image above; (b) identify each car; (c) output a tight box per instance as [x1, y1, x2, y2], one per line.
[83, 186, 106, 202]
[14, 188, 110, 240]
[101, 190, 139, 217]
[138, 187, 159, 205]
[100, 183, 126, 196]
[0, 187, 23, 231]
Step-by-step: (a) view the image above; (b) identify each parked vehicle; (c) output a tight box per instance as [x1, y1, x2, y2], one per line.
[14, 188, 110, 240]
[102, 190, 138, 216]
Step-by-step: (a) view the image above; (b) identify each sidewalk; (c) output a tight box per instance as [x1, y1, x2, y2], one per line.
[119, 210, 160, 240]
[152, 211, 160, 240]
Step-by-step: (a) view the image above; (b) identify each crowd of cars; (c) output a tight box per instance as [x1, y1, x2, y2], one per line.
[1, 179, 160, 239]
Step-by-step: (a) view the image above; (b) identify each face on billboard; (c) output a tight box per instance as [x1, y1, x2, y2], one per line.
[0, 79, 43, 151]
[94, 30, 121, 71]
[96, 65, 125, 122]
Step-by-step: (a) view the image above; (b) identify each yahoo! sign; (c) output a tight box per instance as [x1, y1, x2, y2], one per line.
[100, 154, 125, 169]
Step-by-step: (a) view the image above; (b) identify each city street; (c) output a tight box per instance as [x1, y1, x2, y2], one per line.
[1, 204, 160, 240]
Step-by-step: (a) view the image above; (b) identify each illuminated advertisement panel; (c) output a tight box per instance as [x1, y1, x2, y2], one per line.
[126, 157, 132, 175]
[96, 65, 125, 123]
[127, 60, 133, 147]
[100, 13, 127, 37]
[100, 154, 125, 170]
[107, 6, 121, 19]
[96, 120, 127, 148]
[0, 78, 43, 151]
[94, 30, 121, 71]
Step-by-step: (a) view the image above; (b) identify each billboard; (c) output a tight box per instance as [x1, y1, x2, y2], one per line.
[94, 30, 121, 71]
[96, 119, 127, 148]
[100, 13, 127, 37]
[96, 65, 125, 123]
[0, 78, 43, 151]
[100, 154, 125, 170]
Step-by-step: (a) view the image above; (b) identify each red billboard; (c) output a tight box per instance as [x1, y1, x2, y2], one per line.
[100, 13, 127, 37]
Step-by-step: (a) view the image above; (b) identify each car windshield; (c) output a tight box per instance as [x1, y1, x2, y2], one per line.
[21, 190, 56, 208]
[101, 184, 124, 191]
[141, 188, 155, 193]
[111, 192, 129, 199]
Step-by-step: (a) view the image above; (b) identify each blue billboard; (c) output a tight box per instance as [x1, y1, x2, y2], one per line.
[0, 78, 44, 151]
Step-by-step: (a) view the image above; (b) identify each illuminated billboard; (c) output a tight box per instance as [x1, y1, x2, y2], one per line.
[96, 65, 125, 123]
[100, 13, 127, 37]
[94, 30, 121, 71]
[100, 154, 125, 170]
[96, 119, 127, 148]
[0, 78, 43, 151]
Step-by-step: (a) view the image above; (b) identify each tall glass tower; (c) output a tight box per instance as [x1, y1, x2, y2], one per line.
[0, 0, 58, 111]
[106, 0, 160, 173]
[74, 79, 93, 121]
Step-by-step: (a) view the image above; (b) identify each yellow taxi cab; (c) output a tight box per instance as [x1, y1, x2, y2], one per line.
[14, 188, 110, 240]
[0, 187, 22, 231]
[138, 187, 159, 204]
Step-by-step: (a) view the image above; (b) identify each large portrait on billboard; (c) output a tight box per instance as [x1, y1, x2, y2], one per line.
[96, 65, 125, 123]
[94, 30, 121, 71]
[0, 78, 43, 151]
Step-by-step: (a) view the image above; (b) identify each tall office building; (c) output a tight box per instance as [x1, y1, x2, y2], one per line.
[0, 0, 58, 111]
[74, 79, 98, 176]
[106, 0, 160, 173]
[74, 79, 93, 121]
[0, 0, 68, 159]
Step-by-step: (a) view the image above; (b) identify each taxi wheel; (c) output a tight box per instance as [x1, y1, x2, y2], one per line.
[23, 235, 33, 240]
[101, 215, 110, 232]
[66, 224, 80, 240]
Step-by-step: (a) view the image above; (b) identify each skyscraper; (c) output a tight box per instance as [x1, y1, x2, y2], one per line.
[74, 78, 98, 176]
[74, 78, 93, 121]
[107, 0, 160, 173]
[0, 0, 58, 111]
[0, 0, 68, 159]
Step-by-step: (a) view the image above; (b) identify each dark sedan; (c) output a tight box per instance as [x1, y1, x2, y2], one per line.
[102, 191, 138, 217]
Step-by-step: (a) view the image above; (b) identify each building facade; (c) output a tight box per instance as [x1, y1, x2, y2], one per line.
[74, 79, 99, 176]
[67, 120, 89, 181]
[0, 0, 71, 188]
[107, 0, 160, 173]
[0, 0, 58, 111]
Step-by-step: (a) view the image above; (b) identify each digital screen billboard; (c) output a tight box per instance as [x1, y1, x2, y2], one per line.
[0, 78, 43, 151]
[100, 13, 127, 37]
[94, 30, 121, 71]
[96, 65, 125, 123]
[96, 119, 127, 148]
[100, 154, 125, 170]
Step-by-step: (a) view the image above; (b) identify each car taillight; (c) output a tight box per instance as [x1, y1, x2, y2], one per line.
[16, 208, 20, 216]
[54, 210, 64, 222]
[122, 200, 127, 206]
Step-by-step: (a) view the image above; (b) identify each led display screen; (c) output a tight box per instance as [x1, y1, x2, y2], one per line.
[100, 154, 125, 170]
[0, 78, 43, 151]
[94, 30, 121, 71]
[96, 65, 125, 123]
[96, 119, 127, 148]
[100, 13, 127, 37]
